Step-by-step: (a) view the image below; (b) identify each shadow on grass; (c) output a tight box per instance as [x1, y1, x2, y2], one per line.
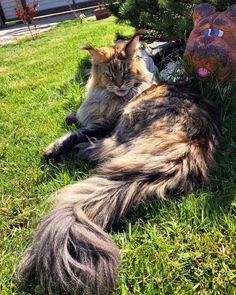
[58, 56, 91, 121]
[34, 56, 93, 182]
[30, 59, 96, 199]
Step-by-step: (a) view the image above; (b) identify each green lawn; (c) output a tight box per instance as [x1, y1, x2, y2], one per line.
[0, 17, 235, 295]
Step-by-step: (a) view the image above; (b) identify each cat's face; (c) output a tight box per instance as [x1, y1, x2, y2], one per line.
[82, 36, 146, 97]
[98, 58, 138, 97]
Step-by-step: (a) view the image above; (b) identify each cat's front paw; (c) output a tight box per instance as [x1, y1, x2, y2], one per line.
[65, 112, 78, 125]
[43, 141, 61, 162]
[43, 133, 73, 162]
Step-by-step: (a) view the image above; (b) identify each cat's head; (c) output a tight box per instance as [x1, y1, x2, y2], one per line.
[81, 35, 148, 97]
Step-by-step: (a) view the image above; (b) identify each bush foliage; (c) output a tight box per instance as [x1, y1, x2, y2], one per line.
[107, 0, 235, 40]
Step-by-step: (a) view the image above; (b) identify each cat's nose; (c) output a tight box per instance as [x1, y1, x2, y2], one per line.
[114, 79, 124, 88]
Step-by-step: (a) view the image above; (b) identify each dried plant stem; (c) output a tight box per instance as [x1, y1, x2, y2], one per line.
[24, 20, 37, 40]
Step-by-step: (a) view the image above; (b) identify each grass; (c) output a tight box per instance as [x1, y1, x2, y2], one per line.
[0, 17, 235, 295]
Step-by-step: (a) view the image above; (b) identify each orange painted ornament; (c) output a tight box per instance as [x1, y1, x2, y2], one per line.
[184, 3, 236, 80]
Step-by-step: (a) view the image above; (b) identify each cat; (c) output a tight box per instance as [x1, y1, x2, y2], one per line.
[18, 80, 221, 294]
[44, 35, 156, 161]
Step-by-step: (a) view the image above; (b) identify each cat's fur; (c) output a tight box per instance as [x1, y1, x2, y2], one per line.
[18, 80, 221, 294]
[44, 35, 156, 160]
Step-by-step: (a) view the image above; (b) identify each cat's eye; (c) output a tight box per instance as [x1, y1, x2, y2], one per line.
[201, 27, 224, 37]
[123, 70, 129, 78]
[105, 73, 113, 79]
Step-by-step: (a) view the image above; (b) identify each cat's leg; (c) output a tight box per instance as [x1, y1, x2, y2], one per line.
[43, 124, 114, 161]
[65, 111, 79, 125]
[75, 134, 118, 163]
[44, 131, 83, 161]
[65, 94, 98, 126]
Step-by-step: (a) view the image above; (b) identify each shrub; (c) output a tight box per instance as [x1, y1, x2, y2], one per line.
[107, 0, 235, 40]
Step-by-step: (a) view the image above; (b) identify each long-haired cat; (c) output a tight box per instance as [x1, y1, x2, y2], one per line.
[44, 35, 156, 161]
[18, 77, 221, 294]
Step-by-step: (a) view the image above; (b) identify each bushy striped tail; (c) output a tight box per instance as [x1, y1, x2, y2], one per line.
[17, 176, 145, 295]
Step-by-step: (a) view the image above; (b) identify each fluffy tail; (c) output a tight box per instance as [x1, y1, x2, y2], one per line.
[18, 176, 145, 295]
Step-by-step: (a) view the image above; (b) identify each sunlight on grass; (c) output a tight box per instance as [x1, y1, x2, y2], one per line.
[0, 17, 235, 295]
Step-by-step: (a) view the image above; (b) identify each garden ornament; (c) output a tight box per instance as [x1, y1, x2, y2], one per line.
[184, 3, 236, 80]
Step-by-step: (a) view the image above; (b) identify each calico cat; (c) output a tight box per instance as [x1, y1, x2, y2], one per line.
[44, 35, 156, 161]
[18, 80, 221, 294]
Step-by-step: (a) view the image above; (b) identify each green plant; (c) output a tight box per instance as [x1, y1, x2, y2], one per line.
[107, 0, 235, 40]
[15, 0, 38, 39]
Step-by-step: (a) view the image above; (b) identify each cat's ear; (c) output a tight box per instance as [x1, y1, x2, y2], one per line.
[80, 45, 107, 64]
[193, 3, 216, 26]
[227, 4, 236, 19]
[124, 35, 140, 59]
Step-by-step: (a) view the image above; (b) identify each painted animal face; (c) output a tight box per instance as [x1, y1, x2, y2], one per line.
[184, 3, 236, 80]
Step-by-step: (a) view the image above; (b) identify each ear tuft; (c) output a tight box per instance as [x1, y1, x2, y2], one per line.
[193, 3, 216, 25]
[228, 4, 236, 18]
[125, 34, 140, 59]
[80, 45, 107, 64]
[80, 45, 94, 51]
